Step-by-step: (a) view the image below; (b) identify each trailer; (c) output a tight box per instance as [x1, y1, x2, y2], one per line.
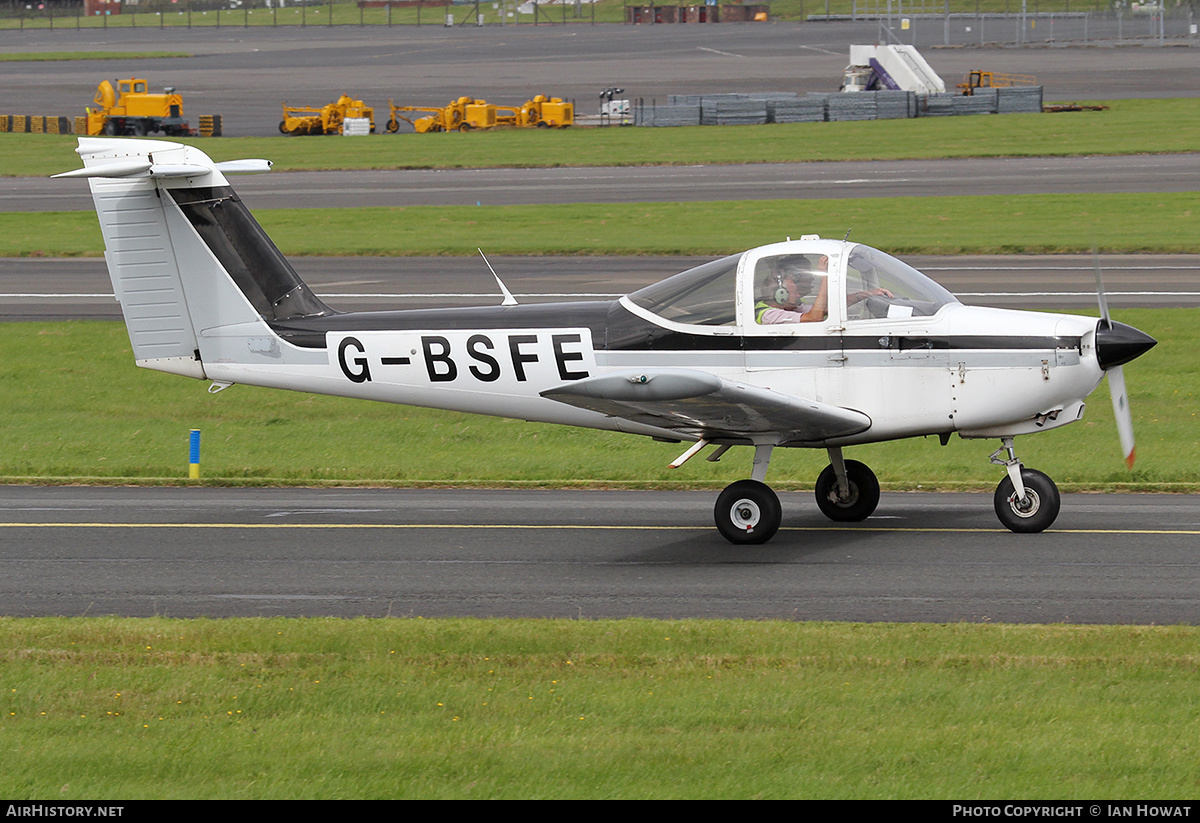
[280, 95, 375, 136]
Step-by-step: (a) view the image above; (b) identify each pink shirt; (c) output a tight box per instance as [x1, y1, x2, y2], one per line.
[757, 302, 815, 324]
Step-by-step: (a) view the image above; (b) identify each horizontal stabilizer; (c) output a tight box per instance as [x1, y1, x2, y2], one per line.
[542, 369, 871, 443]
[53, 160, 271, 180]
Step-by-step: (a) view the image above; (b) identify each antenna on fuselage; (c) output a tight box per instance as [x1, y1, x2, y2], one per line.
[843, 228, 852, 242]
[478, 248, 518, 307]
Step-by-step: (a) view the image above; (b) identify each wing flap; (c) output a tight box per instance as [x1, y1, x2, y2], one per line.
[541, 369, 871, 443]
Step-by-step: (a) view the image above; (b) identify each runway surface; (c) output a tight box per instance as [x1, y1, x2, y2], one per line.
[3, 253, 1197, 321]
[2, 487, 1198, 622]
[15, 154, 1200, 212]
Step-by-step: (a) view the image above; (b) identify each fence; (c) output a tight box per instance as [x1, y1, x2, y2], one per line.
[813, 2, 1199, 47]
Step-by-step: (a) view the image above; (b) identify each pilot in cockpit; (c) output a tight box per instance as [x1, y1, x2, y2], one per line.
[756, 254, 895, 324]
[755, 255, 830, 324]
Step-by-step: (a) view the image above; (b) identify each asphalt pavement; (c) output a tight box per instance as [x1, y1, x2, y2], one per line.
[2, 487, 1197, 622]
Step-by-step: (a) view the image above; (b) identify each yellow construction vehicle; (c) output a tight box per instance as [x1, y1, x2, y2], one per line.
[279, 95, 375, 136]
[958, 70, 1038, 96]
[497, 95, 574, 128]
[385, 97, 498, 133]
[386, 95, 573, 133]
[84, 78, 219, 137]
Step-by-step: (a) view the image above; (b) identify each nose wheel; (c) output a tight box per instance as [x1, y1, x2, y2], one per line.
[990, 438, 1060, 533]
[994, 468, 1060, 533]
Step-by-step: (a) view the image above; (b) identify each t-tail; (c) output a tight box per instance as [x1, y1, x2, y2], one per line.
[54, 137, 332, 380]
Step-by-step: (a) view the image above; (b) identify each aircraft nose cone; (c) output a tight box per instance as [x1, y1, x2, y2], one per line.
[1096, 320, 1157, 370]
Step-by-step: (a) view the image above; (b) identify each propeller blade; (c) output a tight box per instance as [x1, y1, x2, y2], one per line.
[1093, 251, 1148, 470]
[1107, 365, 1136, 469]
[1093, 249, 1112, 327]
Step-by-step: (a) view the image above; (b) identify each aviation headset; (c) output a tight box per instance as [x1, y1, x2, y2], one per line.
[774, 273, 792, 305]
[771, 261, 813, 304]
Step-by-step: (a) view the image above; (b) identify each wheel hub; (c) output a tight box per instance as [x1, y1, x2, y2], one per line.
[730, 499, 761, 531]
[828, 480, 859, 507]
[1007, 489, 1041, 517]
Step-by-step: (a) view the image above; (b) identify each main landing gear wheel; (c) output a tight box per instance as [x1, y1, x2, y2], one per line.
[814, 459, 880, 522]
[994, 468, 1060, 533]
[714, 480, 781, 545]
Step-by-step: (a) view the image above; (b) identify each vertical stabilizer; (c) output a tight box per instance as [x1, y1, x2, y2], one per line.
[55, 138, 326, 380]
[67, 138, 216, 378]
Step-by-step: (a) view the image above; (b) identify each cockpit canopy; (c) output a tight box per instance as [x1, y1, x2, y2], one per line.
[625, 239, 959, 331]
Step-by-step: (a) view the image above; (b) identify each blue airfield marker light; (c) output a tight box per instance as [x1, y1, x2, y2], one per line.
[188, 429, 201, 479]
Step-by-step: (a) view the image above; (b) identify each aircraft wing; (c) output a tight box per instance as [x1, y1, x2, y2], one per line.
[541, 369, 871, 443]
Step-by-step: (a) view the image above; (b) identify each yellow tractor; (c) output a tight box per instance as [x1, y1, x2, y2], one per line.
[84, 78, 218, 137]
[958, 70, 1038, 96]
[386, 97, 498, 133]
[279, 95, 375, 135]
[497, 95, 574, 128]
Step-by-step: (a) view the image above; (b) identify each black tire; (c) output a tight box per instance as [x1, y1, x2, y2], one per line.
[385, 119, 400, 133]
[994, 469, 1060, 533]
[278, 120, 290, 135]
[102, 119, 118, 136]
[814, 460, 880, 522]
[714, 480, 781, 545]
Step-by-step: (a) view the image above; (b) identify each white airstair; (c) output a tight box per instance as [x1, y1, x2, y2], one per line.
[843, 45, 946, 95]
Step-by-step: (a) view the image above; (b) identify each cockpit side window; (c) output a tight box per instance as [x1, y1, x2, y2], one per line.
[844, 246, 958, 321]
[627, 253, 741, 327]
[752, 253, 830, 325]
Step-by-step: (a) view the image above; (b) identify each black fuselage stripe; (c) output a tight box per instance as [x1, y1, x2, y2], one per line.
[266, 301, 1081, 353]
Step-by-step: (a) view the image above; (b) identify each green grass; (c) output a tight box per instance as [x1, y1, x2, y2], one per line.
[6, 191, 1199, 257]
[1, 617, 1198, 799]
[6, 99, 1200, 177]
[1, 312, 1194, 489]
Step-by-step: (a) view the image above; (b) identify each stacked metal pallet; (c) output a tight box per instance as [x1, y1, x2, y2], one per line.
[827, 93, 879, 121]
[634, 99, 701, 127]
[875, 90, 918, 120]
[635, 87, 1044, 127]
[997, 86, 1043, 114]
[706, 97, 769, 126]
[770, 96, 828, 124]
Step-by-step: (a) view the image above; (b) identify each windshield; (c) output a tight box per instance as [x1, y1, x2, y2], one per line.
[627, 253, 742, 327]
[844, 246, 958, 320]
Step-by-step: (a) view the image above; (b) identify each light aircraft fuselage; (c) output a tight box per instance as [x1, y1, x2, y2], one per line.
[56, 138, 1156, 544]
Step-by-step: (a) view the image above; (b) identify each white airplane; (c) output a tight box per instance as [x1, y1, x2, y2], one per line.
[56, 138, 1157, 544]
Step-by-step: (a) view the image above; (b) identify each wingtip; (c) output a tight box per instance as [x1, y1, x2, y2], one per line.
[1125, 448, 1136, 470]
